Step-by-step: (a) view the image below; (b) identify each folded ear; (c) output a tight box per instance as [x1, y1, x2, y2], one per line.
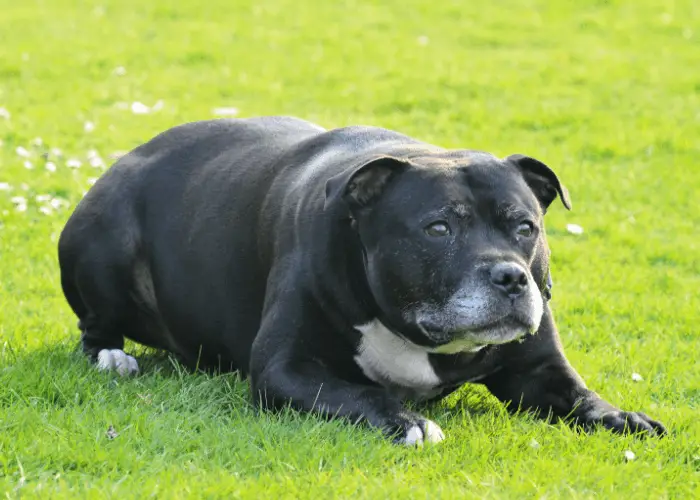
[506, 154, 572, 211]
[324, 156, 410, 210]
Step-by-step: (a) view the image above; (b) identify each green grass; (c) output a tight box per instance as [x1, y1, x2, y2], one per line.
[1, 0, 699, 497]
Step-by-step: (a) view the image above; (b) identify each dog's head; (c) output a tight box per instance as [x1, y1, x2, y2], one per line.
[325, 149, 571, 353]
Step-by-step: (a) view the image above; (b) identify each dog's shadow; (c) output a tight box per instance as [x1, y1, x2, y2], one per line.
[3, 340, 505, 429]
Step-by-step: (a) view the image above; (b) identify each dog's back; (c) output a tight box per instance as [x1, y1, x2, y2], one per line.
[58, 117, 325, 371]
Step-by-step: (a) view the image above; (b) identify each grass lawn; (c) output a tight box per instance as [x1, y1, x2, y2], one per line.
[1, 0, 699, 497]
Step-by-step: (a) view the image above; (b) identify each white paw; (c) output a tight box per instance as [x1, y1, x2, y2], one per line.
[96, 349, 139, 376]
[402, 419, 445, 446]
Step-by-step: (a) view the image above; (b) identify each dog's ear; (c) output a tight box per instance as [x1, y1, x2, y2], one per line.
[506, 154, 572, 211]
[324, 156, 410, 210]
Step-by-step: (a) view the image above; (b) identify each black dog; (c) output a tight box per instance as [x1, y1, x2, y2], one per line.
[58, 117, 665, 444]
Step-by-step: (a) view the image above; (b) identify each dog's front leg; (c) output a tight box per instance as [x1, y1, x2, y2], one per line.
[251, 352, 445, 445]
[249, 302, 445, 445]
[481, 305, 666, 436]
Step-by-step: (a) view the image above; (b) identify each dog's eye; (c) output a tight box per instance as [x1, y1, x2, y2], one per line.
[425, 221, 451, 237]
[516, 221, 534, 238]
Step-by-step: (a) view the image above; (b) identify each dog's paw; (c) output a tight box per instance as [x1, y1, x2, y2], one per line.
[589, 410, 666, 437]
[96, 349, 139, 376]
[390, 416, 445, 446]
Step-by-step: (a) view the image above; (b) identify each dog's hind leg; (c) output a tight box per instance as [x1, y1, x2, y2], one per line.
[59, 231, 143, 376]
[73, 260, 142, 376]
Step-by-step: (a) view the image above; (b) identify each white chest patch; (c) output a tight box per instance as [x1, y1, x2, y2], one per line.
[354, 319, 441, 392]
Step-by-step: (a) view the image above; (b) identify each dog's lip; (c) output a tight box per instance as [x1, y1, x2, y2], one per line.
[418, 315, 534, 344]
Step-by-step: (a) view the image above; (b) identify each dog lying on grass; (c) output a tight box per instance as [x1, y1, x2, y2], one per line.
[58, 117, 666, 444]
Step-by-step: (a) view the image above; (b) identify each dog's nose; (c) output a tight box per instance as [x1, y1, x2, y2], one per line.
[489, 262, 528, 297]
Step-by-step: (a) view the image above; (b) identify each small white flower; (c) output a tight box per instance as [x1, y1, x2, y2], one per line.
[529, 438, 540, 449]
[16, 146, 30, 158]
[35, 194, 51, 202]
[212, 107, 239, 116]
[624, 450, 636, 461]
[131, 101, 150, 114]
[23, 160, 33, 170]
[84, 121, 96, 133]
[45, 161, 57, 172]
[39, 206, 53, 215]
[566, 223, 584, 235]
[417, 35, 430, 46]
[113, 66, 127, 76]
[30, 137, 43, 147]
[87, 177, 98, 185]
[50, 147, 63, 157]
[0, 107, 10, 119]
[66, 159, 82, 169]
[11, 196, 27, 212]
[50, 197, 69, 209]
[631, 372, 643, 382]
[0, 182, 12, 191]
[87, 150, 105, 168]
[131, 100, 163, 114]
[90, 157, 105, 168]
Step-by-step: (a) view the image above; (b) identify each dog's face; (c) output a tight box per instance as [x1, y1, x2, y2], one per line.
[326, 152, 571, 352]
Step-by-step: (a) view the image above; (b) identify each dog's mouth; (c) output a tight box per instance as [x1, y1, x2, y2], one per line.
[418, 315, 536, 354]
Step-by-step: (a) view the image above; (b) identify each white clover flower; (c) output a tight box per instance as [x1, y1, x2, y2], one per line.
[566, 223, 584, 235]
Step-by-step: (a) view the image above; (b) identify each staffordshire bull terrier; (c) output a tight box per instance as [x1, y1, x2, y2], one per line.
[58, 116, 666, 444]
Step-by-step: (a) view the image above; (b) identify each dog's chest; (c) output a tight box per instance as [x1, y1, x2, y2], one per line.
[353, 319, 445, 401]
